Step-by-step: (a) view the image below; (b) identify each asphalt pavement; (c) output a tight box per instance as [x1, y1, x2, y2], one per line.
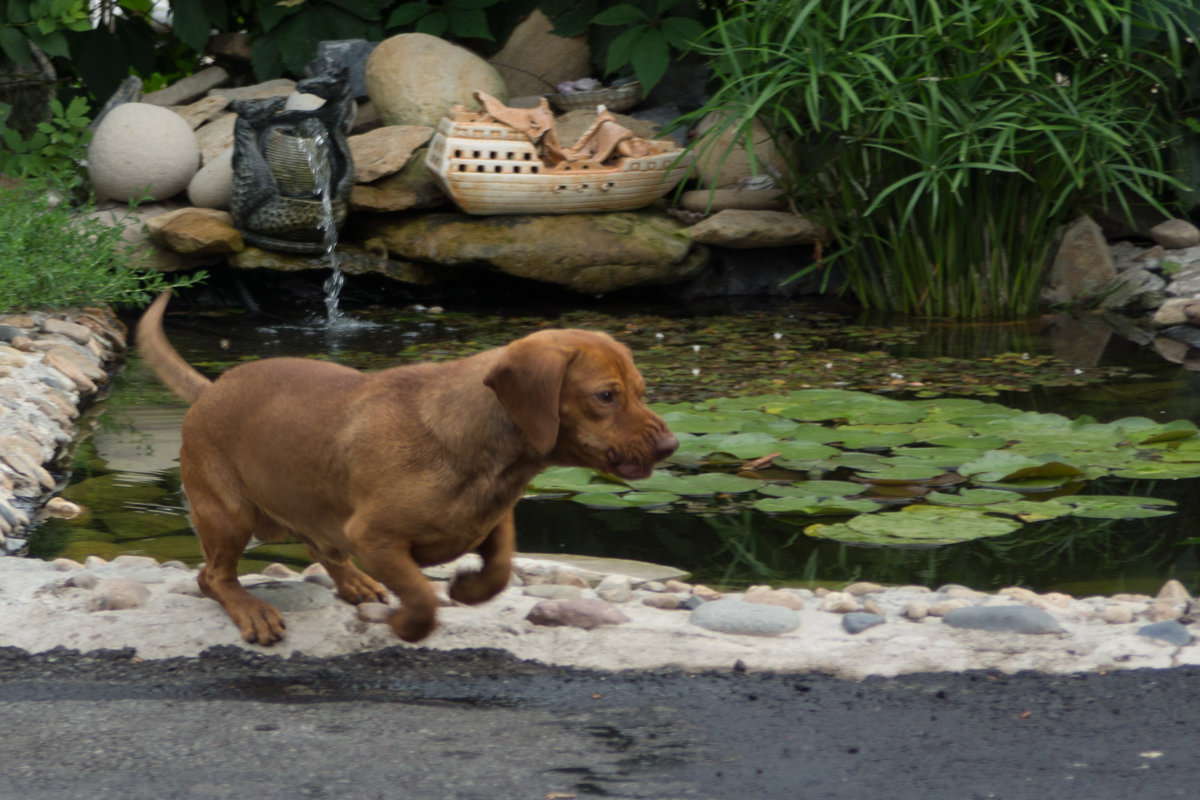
[1, 645, 1198, 799]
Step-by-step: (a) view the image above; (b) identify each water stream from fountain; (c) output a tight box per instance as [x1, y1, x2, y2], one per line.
[296, 117, 347, 326]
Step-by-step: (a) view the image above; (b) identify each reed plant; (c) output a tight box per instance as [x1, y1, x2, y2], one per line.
[684, 0, 1200, 317]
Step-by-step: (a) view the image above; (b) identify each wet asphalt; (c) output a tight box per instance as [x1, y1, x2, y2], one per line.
[0, 645, 1197, 799]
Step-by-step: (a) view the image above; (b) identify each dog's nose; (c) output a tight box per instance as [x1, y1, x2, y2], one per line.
[655, 431, 679, 461]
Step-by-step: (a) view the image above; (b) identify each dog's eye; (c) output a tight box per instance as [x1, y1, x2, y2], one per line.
[596, 390, 616, 403]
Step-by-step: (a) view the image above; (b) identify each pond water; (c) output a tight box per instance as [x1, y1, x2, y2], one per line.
[27, 299, 1200, 595]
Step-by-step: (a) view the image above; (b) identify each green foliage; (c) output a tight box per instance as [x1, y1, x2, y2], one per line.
[0, 95, 92, 189]
[0, 0, 92, 66]
[586, 0, 707, 90]
[683, 0, 1200, 318]
[529, 388, 1192, 546]
[386, 0, 504, 40]
[0, 178, 205, 312]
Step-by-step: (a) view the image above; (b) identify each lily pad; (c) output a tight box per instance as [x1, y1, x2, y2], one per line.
[778, 390, 927, 425]
[958, 451, 1084, 483]
[753, 496, 881, 516]
[1065, 495, 1177, 519]
[925, 488, 1021, 506]
[757, 480, 867, 499]
[572, 491, 680, 509]
[806, 505, 1022, 546]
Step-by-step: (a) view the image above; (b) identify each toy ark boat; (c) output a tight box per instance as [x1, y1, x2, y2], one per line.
[425, 91, 693, 215]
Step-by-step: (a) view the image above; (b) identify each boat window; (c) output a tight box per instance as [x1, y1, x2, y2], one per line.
[531, 166, 539, 174]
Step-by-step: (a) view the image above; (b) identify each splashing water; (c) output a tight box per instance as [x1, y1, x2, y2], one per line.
[295, 117, 348, 326]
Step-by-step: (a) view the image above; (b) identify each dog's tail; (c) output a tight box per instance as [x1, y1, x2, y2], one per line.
[136, 291, 212, 404]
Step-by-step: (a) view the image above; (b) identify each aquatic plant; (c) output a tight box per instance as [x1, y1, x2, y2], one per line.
[682, 0, 1200, 318]
[529, 388, 1194, 545]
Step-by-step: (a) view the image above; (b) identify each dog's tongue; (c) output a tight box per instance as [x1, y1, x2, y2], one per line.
[611, 460, 653, 481]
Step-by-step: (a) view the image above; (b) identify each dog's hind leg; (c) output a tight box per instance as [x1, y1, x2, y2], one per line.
[449, 512, 515, 606]
[190, 491, 288, 645]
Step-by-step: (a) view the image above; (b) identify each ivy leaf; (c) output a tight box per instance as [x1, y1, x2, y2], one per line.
[416, 9, 450, 37]
[604, 25, 643, 76]
[448, 7, 493, 40]
[0, 27, 32, 64]
[386, 3, 432, 27]
[660, 16, 706, 50]
[592, 3, 649, 26]
[631, 26, 670, 90]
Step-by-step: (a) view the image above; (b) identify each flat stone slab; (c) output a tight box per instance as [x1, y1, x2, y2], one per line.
[245, 580, 334, 612]
[1137, 620, 1194, 647]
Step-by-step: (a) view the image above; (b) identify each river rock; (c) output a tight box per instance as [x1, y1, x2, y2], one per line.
[678, 187, 786, 213]
[187, 147, 234, 208]
[525, 597, 630, 629]
[143, 66, 231, 107]
[843, 612, 886, 634]
[88, 103, 201, 202]
[689, 598, 800, 636]
[169, 95, 229, 130]
[245, 579, 334, 612]
[348, 125, 434, 183]
[145, 207, 243, 255]
[1097, 267, 1167, 311]
[365, 33, 507, 127]
[360, 210, 708, 293]
[942, 605, 1064, 634]
[1137, 620, 1194, 647]
[744, 585, 805, 610]
[1149, 219, 1200, 249]
[90, 578, 151, 611]
[194, 113, 237, 165]
[490, 10, 590, 98]
[690, 111, 792, 189]
[595, 574, 634, 603]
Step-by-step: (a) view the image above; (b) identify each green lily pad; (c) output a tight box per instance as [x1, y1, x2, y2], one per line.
[1111, 461, 1200, 479]
[778, 389, 928, 425]
[529, 467, 625, 493]
[571, 491, 680, 509]
[850, 465, 948, 484]
[1129, 419, 1198, 444]
[925, 488, 1022, 506]
[711, 432, 782, 458]
[805, 505, 1022, 546]
[629, 471, 763, 496]
[981, 499, 1078, 521]
[958, 451, 1084, 482]
[1065, 495, 1177, 519]
[757, 480, 867, 499]
[753, 496, 880, 516]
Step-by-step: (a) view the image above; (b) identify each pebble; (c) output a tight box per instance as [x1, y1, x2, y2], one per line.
[357, 602, 395, 624]
[1102, 604, 1136, 625]
[244, 580, 334, 612]
[689, 598, 800, 637]
[525, 598, 630, 630]
[595, 574, 633, 603]
[1137, 620, 1194, 647]
[664, 579, 692, 593]
[90, 578, 151, 611]
[1156, 579, 1191, 605]
[844, 581, 885, 596]
[842, 612, 886, 634]
[523, 584, 583, 600]
[942, 605, 1064, 635]
[928, 599, 973, 617]
[262, 562, 301, 578]
[744, 585, 805, 610]
[818, 591, 858, 614]
[903, 601, 930, 621]
[692, 584, 723, 601]
[1148, 601, 1182, 623]
[641, 593, 687, 610]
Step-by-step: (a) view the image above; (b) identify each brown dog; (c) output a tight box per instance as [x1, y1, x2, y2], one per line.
[136, 292, 677, 645]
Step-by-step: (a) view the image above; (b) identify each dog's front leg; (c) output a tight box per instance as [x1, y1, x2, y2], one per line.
[351, 524, 439, 642]
[449, 511, 515, 606]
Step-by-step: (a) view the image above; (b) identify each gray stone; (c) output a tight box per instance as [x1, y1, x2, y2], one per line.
[245, 579, 334, 612]
[689, 598, 800, 637]
[144, 66, 231, 107]
[1096, 268, 1167, 311]
[1043, 215, 1115, 305]
[842, 612, 886, 634]
[595, 574, 634, 603]
[90, 578, 151, 611]
[1137, 620, 1194, 647]
[942, 605, 1064, 635]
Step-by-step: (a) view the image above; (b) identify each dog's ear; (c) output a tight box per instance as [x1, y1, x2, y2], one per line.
[484, 338, 573, 455]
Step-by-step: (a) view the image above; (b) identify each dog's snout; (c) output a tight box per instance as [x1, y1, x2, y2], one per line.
[655, 431, 679, 461]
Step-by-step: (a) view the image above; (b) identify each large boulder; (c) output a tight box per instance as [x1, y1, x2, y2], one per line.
[490, 10, 591, 97]
[88, 103, 200, 202]
[364, 33, 507, 127]
[691, 111, 792, 190]
[360, 210, 709, 293]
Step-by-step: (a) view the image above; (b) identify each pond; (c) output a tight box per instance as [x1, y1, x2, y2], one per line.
[27, 297, 1200, 596]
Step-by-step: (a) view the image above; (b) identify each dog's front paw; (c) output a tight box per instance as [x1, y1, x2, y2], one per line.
[449, 569, 509, 606]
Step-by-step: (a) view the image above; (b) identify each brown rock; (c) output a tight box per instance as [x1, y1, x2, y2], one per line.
[1042, 215, 1116, 305]
[42, 350, 97, 393]
[490, 10, 591, 97]
[349, 125, 434, 183]
[744, 585, 805, 610]
[679, 187, 786, 213]
[350, 146, 447, 212]
[145, 207, 244, 255]
[171, 94, 230, 130]
[194, 112, 237, 165]
[525, 598, 631, 629]
[641, 593, 687, 610]
[686, 209, 826, 249]
[1149, 218, 1200, 249]
[691, 112, 792, 189]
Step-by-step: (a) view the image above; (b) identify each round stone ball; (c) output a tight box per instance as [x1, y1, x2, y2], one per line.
[364, 32, 507, 127]
[88, 103, 200, 202]
[187, 146, 233, 209]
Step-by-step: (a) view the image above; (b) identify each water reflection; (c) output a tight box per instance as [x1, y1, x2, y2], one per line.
[26, 303, 1200, 593]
